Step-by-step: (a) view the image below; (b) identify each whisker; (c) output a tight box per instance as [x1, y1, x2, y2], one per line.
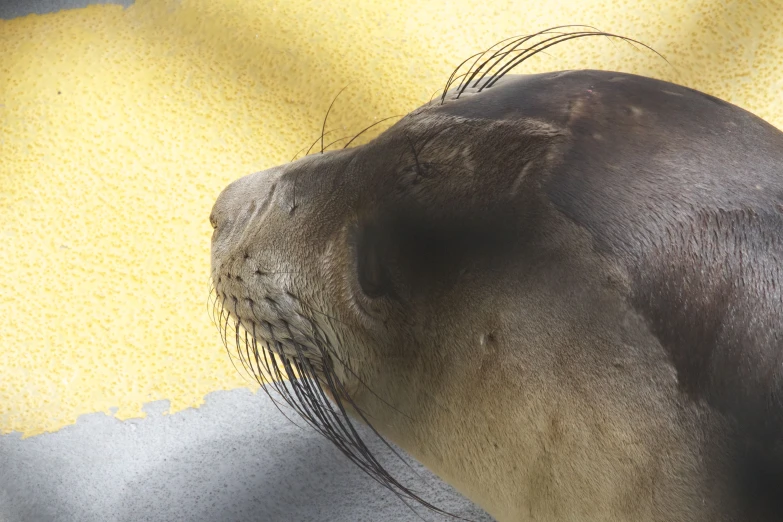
[322, 136, 354, 151]
[314, 357, 462, 519]
[439, 26, 670, 104]
[289, 131, 338, 212]
[484, 31, 669, 89]
[343, 115, 405, 150]
[209, 287, 470, 520]
[441, 26, 587, 103]
[299, 308, 416, 423]
[322, 84, 351, 154]
[458, 26, 602, 96]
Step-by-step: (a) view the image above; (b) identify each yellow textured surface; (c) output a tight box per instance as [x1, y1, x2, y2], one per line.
[1, 0, 782, 437]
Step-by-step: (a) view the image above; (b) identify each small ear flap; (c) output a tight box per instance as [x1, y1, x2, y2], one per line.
[356, 222, 395, 299]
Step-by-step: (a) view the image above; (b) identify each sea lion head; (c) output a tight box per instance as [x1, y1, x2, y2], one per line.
[210, 30, 783, 522]
[209, 72, 584, 515]
[208, 79, 564, 424]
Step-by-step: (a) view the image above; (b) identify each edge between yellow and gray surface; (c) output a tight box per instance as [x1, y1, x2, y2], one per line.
[1, 0, 782, 520]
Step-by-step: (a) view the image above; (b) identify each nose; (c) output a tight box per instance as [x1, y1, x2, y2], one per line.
[209, 165, 286, 236]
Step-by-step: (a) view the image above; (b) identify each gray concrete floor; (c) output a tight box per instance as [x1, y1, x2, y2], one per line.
[0, 387, 492, 521]
[0, 1, 493, 520]
[0, 0, 133, 19]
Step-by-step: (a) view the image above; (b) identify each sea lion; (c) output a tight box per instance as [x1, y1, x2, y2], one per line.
[209, 31, 783, 522]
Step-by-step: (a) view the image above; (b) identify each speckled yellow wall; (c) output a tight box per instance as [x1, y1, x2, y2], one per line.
[1, 0, 782, 437]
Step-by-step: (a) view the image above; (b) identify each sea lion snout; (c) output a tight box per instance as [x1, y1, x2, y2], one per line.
[209, 165, 290, 279]
[210, 165, 285, 238]
[209, 150, 374, 392]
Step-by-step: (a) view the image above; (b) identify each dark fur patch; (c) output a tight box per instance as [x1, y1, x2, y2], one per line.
[521, 70, 783, 514]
